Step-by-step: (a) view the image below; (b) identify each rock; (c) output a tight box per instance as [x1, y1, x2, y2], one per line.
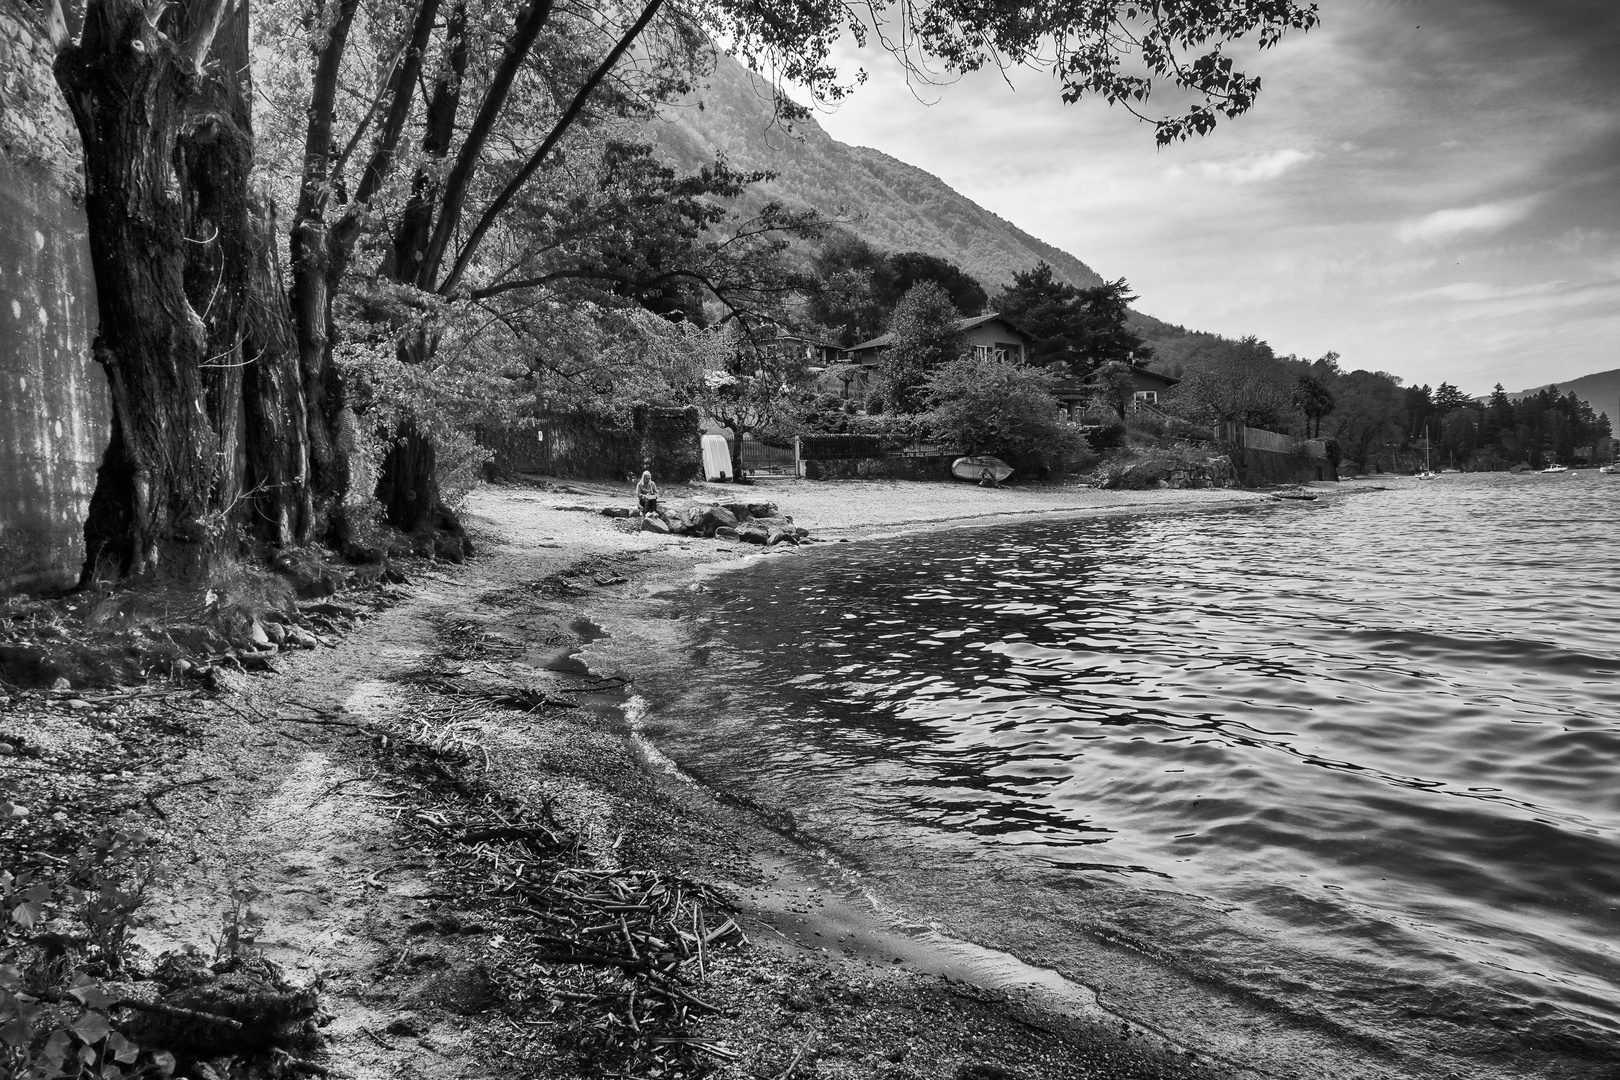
[640, 514, 669, 534]
[50, 676, 72, 691]
[698, 504, 740, 535]
[664, 506, 704, 535]
[64, 698, 94, 710]
[600, 506, 636, 518]
[765, 528, 797, 546]
[737, 524, 769, 545]
[263, 621, 287, 646]
[0, 743, 14, 756]
[248, 621, 272, 648]
[713, 526, 740, 541]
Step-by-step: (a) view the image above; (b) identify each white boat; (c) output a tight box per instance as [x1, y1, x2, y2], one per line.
[951, 455, 1014, 483]
[1416, 426, 1438, 479]
[1542, 464, 1570, 474]
[1599, 464, 1619, 475]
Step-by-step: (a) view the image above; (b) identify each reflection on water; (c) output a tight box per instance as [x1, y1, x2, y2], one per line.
[639, 475, 1620, 1076]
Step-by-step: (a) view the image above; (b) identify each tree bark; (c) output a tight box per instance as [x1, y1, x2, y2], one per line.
[58, 1, 223, 580]
[61, 0, 321, 581]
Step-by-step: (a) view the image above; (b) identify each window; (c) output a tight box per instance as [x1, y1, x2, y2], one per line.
[1134, 390, 1158, 404]
[973, 345, 991, 361]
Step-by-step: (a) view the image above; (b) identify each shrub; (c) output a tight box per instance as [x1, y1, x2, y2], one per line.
[924, 354, 1083, 472]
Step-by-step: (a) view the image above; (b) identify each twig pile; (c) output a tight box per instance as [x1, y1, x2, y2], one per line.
[376, 710, 743, 1076]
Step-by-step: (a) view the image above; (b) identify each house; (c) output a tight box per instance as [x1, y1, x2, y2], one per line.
[1050, 366, 1180, 418]
[826, 312, 1033, 399]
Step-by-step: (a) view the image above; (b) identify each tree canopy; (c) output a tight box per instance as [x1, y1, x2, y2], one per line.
[994, 264, 1148, 376]
[876, 282, 965, 414]
[808, 234, 986, 345]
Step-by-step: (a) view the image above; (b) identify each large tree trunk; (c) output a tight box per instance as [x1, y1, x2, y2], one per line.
[57, 1, 224, 581]
[59, 0, 320, 581]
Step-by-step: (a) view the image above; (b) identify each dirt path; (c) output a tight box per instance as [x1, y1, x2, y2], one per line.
[4, 479, 1317, 1079]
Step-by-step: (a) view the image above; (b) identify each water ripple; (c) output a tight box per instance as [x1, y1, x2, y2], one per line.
[646, 475, 1620, 1075]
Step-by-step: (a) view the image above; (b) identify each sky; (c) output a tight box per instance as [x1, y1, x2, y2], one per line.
[793, 0, 1620, 395]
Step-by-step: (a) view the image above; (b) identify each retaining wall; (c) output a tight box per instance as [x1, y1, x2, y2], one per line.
[480, 405, 701, 482]
[0, 1, 107, 594]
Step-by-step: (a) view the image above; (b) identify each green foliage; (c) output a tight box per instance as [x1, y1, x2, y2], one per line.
[994, 265, 1148, 376]
[1163, 336, 1301, 431]
[1090, 361, 1142, 420]
[877, 283, 966, 414]
[1293, 373, 1336, 438]
[2, 827, 174, 1080]
[807, 233, 987, 346]
[924, 353, 1084, 468]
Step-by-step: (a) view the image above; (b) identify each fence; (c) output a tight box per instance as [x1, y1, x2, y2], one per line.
[728, 437, 797, 475]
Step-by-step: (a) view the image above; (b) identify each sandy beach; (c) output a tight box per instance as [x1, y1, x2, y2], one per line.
[3, 476, 1381, 1080]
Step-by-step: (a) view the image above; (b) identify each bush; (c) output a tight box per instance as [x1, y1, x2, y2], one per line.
[924, 354, 1083, 472]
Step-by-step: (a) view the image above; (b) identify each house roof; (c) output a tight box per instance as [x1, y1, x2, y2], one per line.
[1079, 366, 1180, 388]
[846, 311, 1031, 354]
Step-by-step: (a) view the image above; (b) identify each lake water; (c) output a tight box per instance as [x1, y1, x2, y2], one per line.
[619, 474, 1620, 1077]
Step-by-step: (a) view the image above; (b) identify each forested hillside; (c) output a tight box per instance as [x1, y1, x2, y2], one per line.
[651, 55, 1113, 298]
[1513, 368, 1620, 433]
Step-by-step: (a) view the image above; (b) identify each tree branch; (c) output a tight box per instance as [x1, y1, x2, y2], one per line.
[415, 0, 559, 286]
[182, 0, 234, 72]
[437, 0, 667, 297]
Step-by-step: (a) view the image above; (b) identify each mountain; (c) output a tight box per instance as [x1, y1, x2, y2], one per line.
[1511, 368, 1620, 432]
[651, 54, 1185, 336]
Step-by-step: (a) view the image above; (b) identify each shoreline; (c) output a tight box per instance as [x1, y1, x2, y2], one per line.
[1, 477, 1393, 1079]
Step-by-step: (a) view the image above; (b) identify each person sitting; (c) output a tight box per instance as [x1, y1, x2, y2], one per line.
[635, 470, 659, 515]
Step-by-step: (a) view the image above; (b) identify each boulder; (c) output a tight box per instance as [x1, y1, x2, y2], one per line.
[713, 526, 741, 541]
[765, 528, 796, 546]
[641, 514, 669, 534]
[737, 524, 769, 545]
[664, 506, 704, 535]
[699, 504, 740, 534]
[600, 506, 637, 518]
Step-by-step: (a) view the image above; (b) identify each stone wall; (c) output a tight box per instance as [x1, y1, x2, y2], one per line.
[481, 406, 702, 482]
[0, 0, 107, 594]
[801, 454, 955, 481]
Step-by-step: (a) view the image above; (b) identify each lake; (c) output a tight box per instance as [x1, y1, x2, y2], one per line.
[614, 474, 1620, 1077]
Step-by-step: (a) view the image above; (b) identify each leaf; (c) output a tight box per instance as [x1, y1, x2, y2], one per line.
[71, 1008, 113, 1045]
[105, 1030, 139, 1063]
[22, 882, 52, 905]
[41, 1026, 73, 1065]
[10, 901, 41, 930]
[0, 964, 24, 990]
[68, 974, 118, 1011]
[149, 1049, 177, 1077]
[0, 1014, 33, 1048]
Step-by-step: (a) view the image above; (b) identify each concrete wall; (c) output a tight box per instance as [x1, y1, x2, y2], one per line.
[0, 1, 107, 594]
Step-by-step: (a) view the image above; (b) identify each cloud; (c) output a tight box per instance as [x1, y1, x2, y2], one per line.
[1397, 197, 1540, 243]
[1410, 281, 1565, 303]
[1171, 149, 1315, 185]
